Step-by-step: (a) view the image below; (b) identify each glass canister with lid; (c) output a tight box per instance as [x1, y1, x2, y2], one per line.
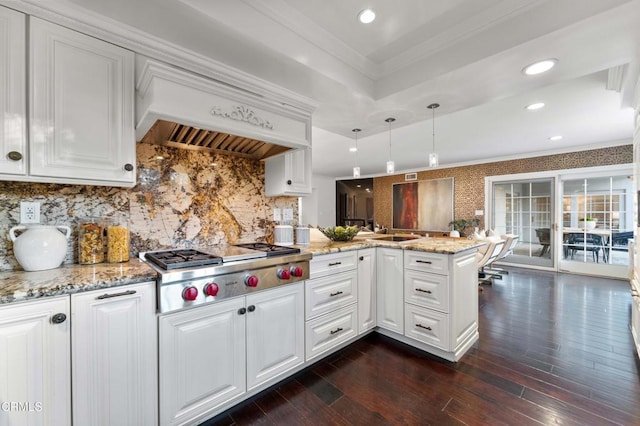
[78, 217, 105, 264]
[106, 217, 130, 263]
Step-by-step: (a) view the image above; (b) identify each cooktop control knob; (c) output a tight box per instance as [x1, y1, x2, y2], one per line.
[204, 283, 219, 297]
[182, 286, 198, 301]
[277, 268, 291, 279]
[245, 275, 259, 287]
[290, 266, 304, 277]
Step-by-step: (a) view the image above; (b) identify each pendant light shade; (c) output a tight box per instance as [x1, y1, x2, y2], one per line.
[352, 128, 361, 178]
[385, 117, 395, 174]
[427, 103, 440, 168]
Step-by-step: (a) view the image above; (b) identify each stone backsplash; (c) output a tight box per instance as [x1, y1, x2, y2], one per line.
[0, 143, 297, 271]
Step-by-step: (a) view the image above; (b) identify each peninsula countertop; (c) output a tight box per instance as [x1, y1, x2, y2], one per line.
[0, 236, 484, 306]
[300, 235, 485, 256]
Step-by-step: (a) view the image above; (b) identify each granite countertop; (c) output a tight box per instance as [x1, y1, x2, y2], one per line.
[300, 236, 485, 256]
[0, 260, 157, 305]
[0, 236, 484, 307]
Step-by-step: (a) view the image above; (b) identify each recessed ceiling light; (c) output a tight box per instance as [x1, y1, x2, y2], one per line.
[349, 147, 357, 152]
[358, 9, 376, 24]
[356, 184, 361, 187]
[522, 59, 558, 75]
[549, 135, 563, 141]
[525, 102, 545, 110]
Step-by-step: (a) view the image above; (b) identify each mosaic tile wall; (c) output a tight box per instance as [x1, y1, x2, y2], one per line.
[374, 145, 633, 234]
[0, 143, 297, 271]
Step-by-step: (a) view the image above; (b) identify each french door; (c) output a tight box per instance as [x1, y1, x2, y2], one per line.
[491, 179, 555, 268]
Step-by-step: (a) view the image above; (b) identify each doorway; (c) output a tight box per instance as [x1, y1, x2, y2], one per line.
[491, 179, 554, 268]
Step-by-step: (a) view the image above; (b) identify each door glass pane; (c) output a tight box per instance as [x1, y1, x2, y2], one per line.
[492, 179, 553, 267]
[561, 175, 633, 267]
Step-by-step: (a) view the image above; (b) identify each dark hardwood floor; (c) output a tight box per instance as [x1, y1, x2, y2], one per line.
[202, 268, 640, 425]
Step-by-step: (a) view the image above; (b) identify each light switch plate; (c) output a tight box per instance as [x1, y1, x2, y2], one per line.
[283, 208, 293, 221]
[273, 208, 281, 221]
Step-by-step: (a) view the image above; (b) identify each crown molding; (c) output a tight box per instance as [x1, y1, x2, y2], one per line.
[0, 0, 317, 114]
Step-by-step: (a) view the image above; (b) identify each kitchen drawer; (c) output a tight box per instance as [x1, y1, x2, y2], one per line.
[310, 251, 357, 278]
[404, 269, 449, 313]
[305, 304, 357, 361]
[404, 251, 448, 275]
[305, 270, 357, 320]
[404, 303, 450, 351]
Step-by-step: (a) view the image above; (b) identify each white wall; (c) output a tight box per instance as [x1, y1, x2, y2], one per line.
[300, 174, 335, 227]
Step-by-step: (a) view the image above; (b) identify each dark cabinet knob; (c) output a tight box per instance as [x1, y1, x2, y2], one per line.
[51, 313, 67, 324]
[359, 256, 364, 261]
[286, 180, 292, 185]
[124, 163, 134, 171]
[247, 305, 256, 312]
[7, 151, 22, 161]
[238, 307, 247, 315]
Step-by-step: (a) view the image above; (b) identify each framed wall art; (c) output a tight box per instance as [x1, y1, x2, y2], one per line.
[392, 177, 454, 231]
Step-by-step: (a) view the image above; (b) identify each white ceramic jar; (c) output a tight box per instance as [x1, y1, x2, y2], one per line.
[9, 225, 71, 271]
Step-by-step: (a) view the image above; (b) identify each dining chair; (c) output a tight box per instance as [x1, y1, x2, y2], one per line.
[567, 233, 606, 263]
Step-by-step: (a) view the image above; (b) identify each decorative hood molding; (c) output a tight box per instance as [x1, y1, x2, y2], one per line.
[135, 58, 314, 159]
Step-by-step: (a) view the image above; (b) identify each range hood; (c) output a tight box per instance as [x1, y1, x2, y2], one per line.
[135, 58, 314, 160]
[139, 120, 290, 160]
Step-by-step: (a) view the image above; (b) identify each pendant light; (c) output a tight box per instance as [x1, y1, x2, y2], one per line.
[427, 103, 440, 168]
[352, 128, 361, 178]
[385, 117, 395, 174]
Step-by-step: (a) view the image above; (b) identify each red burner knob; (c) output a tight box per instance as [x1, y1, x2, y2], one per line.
[245, 275, 259, 287]
[277, 268, 291, 280]
[182, 286, 198, 301]
[204, 283, 219, 297]
[290, 266, 304, 277]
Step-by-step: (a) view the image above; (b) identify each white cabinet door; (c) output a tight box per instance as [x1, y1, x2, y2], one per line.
[159, 298, 246, 426]
[376, 248, 404, 334]
[246, 283, 304, 390]
[0, 297, 70, 426]
[29, 17, 135, 186]
[0, 6, 26, 177]
[357, 248, 376, 334]
[71, 282, 157, 426]
[264, 148, 312, 196]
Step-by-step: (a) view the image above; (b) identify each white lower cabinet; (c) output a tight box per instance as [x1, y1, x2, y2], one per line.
[305, 304, 358, 360]
[159, 282, 304, 426]
[402, 250, 479, 361]
[71, 282, 157, 426]
[376, 248, 404, 334]
[0, 296, 70, 426]
[357, 248, 376, 334]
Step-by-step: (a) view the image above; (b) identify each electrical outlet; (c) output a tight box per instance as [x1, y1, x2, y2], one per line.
[283, 209, 293, 221]
[273, 208, 281, 222]
[20, 201, 40, 224]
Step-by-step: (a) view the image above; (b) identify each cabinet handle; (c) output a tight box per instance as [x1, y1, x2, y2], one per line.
[286, 180, 292, 185]
[416, 288, 432, 294]
[124, 163, 134, 171]
[416, 260, 432, 264]
[359, 256, 364, 261]
[51, 313, 67, 324]
[238, 307, 247, 315]
[329, 291, 343, 297]
[330, 327, 343, 335]
[328, 262, 342, 267]
[247, 305, 256, 312]
[416, 324, 432, 331]
[7, 151, 22, 161]
[96, 290, 136, 300]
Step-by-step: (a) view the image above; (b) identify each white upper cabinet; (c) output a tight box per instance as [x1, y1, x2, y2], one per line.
[29, 17, 135, 186]
[265, 148, 312, 196]
[0, 6, 26, 177]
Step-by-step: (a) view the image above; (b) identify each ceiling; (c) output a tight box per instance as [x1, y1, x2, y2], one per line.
[64, 0, 640, 177]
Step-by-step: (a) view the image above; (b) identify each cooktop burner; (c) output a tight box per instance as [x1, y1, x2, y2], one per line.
[234, 243, 301, 257]
[145, 249, 223, 270]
